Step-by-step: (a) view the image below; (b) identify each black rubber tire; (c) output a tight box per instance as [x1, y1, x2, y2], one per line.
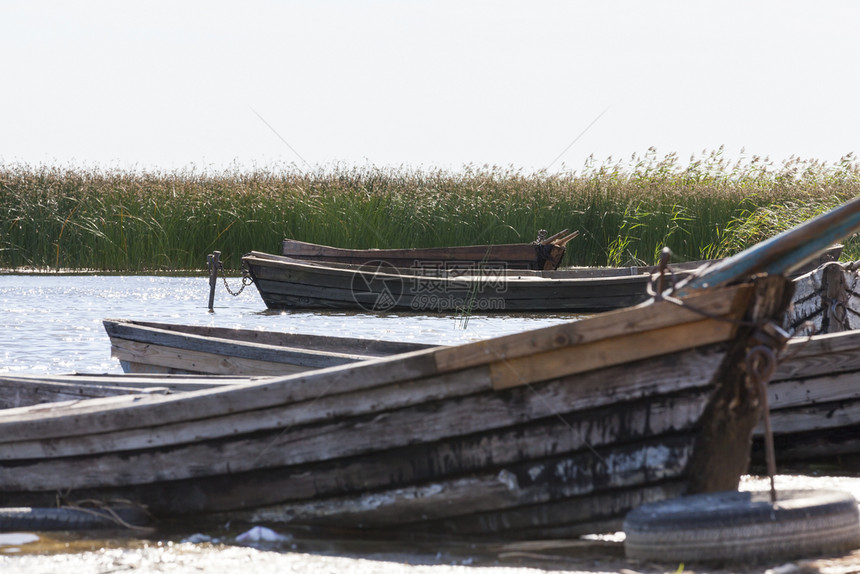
[0, 506, 150, 531]
[623, 489, 860, 564]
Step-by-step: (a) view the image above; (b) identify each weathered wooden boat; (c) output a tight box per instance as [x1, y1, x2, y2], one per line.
[280, 229, 579, 271]
[751, 327, 860, 468]
[0, 199, 856, 537]
[244, 252, 708, 313]
[0, 276, 792, 536]
[785, 260, 860, 335]
[103, 319, 438, 376]
[243, 245, 841, 313]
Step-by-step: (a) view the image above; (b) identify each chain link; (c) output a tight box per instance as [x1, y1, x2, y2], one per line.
[219, 261, 253, 297]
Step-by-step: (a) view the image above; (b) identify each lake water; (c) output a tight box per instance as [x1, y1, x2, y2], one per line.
[0, 274, 580, 375]
[3, 274, 860, 573]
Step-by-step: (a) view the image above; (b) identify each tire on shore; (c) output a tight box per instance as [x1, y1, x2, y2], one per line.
[623, 489, 860, 564]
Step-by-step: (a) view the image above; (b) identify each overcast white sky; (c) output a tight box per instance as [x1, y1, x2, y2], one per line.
[2, 1, 859, 173]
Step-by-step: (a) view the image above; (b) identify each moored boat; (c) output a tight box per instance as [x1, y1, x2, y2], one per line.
[242, 245, 841, 314]
[243, 252, 707, 313]
[103, 319, 438, 376]
[280, 229, 579, 271]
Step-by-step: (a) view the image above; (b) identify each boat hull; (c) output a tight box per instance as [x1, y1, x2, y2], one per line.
[244, 252, 678, 313]
[0, 278, 791, 537]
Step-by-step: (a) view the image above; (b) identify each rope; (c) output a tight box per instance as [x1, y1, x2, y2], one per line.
[747, 345, 779, 503]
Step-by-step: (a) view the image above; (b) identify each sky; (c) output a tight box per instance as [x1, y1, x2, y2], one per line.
[2, 1, 859, 174]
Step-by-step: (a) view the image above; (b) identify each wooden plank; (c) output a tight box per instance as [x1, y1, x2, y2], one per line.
[105, 319, 436, 357]
[180, 390, 710, 514]
[0, 387, 709, 516]
[110, 340, 345, 376]
[108, 324, 375, 367]
[0, 378, 172, 409]
[775, 335, 860, 380]
[759, 400, 860, 435]
[0, 372, 255, 389]
[489, 317, 735, 390]
[434, 282, 750, 373]
[227, 435, 695, 529]
[768, 371, 860, 410]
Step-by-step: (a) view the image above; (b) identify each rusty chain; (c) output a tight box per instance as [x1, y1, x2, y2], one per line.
[219, 261, 253, 297]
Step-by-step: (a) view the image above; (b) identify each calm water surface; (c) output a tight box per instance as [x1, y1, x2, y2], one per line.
[0, 274, 580, 375]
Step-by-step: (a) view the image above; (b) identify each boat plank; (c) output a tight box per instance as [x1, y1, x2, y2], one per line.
[761, 400, 860, 435]
[0, 348, 723, 484]
[768, 372, 860, 410]
[111, 340, 339, 376]
[489, 317, 734, 390]
[0, 377, 171, 409]
[0, 349, 444, 441]
[434, 283, 750, 373]
[105, 319, 435, 357]
[239, 436, 694, 530]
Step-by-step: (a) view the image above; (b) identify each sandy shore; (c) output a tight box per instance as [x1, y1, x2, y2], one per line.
[3, 475, 860, 574]
[4, 537, 860, 574]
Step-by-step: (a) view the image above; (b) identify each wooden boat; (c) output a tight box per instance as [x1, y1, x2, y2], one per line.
[785, 260, 860, 335]
[103, 319, 438, 376]
[0, 199, 856, 537]
[0, 275, 793, 537]
[242, 245, 841, 313]
[280, 229, 579, 271]
[243, 253, 706, 313]
[751, 327, 860, 468]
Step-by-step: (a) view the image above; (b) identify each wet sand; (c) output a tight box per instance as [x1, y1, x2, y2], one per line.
[3, 531, 860, 574]
[3, 475, 860, 574]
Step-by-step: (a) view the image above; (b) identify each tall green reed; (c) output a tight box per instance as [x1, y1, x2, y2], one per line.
[1, 149, 858, 273]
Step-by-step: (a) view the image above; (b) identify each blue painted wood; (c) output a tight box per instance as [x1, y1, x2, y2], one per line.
[677, 195, 860, 295]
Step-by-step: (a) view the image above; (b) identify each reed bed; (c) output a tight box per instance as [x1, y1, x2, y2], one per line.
[2, 149, 859, 273]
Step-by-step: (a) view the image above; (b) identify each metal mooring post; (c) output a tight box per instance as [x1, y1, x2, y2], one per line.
[207, 251, 221, 312]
